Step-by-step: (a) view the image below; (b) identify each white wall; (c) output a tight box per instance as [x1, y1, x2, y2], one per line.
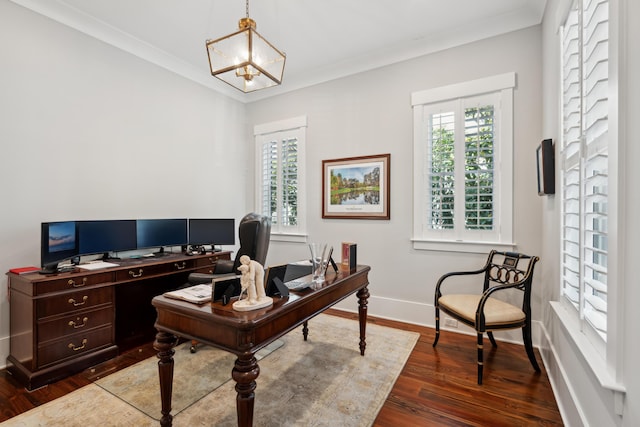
[539, 0, 639, 425]
[247, 25, 544, 334]
[0, 1, 248, 366]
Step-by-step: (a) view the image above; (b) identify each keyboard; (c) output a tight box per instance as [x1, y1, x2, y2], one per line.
[285, 276, 313, 290]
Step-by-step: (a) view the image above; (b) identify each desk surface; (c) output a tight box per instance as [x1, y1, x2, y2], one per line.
[152, 264, 371, 427]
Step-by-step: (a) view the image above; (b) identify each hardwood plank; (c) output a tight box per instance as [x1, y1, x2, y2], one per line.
[0, 310, 563, 425]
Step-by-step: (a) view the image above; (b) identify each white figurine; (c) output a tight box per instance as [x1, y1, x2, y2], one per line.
[233, 255, 273, 311]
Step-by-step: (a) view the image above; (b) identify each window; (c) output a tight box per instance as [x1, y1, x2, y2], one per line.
[254, 116, 307, 241]
[412, 73, 515, 253]
[560, 0, 610, 345]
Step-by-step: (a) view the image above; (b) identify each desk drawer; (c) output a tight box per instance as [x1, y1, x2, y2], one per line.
[33, 272, 114, 296]
[37, 325, 114, 368]
[115, 259, 197, 281]
[194, 255, 224, 267]
[36, 287, 113, 319]
[38, 306, 114, 343]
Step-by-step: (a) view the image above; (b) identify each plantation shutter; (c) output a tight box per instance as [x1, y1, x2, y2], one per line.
[561, 0, 609, 341]
[261, 139, 278, 226]
[561, 2, 582, 308]
[280, 137, 299, 227]
[582, 0, 608, 339]
[464, 103, 495, 231]
[427, 110, 455, 230]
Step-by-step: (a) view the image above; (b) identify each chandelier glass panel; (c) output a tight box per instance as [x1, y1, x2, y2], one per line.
[206, 1, 286, 93]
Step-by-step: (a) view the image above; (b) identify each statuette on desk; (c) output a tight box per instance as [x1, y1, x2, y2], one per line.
[233, 255, 273, 311]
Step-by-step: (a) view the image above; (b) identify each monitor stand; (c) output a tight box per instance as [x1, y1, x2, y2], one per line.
[101, 252, 121, 261]
[153, 247, 169, 257]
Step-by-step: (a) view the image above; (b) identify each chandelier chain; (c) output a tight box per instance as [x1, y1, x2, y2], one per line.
[246, 0, 250, 19]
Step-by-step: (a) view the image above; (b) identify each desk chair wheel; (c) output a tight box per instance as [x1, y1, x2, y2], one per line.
[190, 340, 198, 353]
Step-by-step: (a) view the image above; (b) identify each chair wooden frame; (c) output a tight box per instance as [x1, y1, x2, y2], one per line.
[432, 250, 541, 384]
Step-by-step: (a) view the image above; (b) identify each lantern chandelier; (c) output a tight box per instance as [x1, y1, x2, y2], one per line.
[205, 0, 286, 93]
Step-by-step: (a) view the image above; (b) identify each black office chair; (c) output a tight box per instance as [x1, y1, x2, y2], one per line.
[188, 212, 271, 284]
[188, 212, 271, 352]
[433, 250, 541, 384]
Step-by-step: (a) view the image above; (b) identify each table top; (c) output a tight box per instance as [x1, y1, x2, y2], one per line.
[152, 265, 370, 355]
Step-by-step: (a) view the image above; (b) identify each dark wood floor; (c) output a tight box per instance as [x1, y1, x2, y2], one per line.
[0, 310, 563, 425]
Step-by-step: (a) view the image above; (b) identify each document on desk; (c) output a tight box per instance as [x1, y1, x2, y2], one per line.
[77, 261, 120, 270]
[164, 284, 212, 304]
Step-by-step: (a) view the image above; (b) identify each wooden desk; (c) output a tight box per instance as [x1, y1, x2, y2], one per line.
[152, 265, 371, 427]
[6, 251, 231, 390]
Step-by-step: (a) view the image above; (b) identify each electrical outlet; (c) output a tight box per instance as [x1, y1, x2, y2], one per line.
[444, 318, 458, 328]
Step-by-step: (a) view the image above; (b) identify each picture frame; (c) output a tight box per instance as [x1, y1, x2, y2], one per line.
[322, 154, 390, 219]
[536, 139, 555, 196]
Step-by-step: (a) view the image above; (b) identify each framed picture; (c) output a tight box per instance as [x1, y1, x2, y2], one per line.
[322, 154, 390, 219]
[536, 139, 555, 196]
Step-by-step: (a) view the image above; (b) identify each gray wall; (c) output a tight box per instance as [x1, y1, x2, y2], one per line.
[247, 25, 544, 333]
[0, 1, 248, 360]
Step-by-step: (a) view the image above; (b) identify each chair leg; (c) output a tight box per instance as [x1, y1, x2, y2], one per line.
[477, 333, 484, 385]
[433, 307, 440, 347]
[487, 331, 498, 347]
[522, 323, 541, 372]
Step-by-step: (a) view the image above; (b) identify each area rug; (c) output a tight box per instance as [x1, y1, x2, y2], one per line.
[95, 338, 284, 420]
[2, 314, 419, 427]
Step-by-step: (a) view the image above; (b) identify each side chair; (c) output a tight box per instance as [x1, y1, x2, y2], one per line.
[432, 250, 541, 384]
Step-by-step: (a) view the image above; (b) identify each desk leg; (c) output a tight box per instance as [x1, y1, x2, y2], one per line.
[357, 286, 370, 356]
[232, 354, 260, 427]
[302, 320, 309, 341]
[154, 331, 179, 427]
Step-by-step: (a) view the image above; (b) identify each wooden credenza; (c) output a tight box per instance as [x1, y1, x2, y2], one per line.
[6, 251, 231, 390]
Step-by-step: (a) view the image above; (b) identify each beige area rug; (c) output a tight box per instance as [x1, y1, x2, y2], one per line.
[96, 338, 284, 420]
[2, 314, 419, 427]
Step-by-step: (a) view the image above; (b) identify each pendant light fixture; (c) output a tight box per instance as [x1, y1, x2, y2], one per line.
[206, 0, 286, 93]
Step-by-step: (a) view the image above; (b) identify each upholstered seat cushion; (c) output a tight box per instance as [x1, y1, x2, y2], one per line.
[438, 294, 525, 327]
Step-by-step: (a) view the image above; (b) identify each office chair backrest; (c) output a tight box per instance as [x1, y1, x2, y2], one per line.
[232, 212, 271, 272]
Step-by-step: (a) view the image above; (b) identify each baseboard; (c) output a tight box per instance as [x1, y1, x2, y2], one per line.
[538, 320, 581, 426]
[332, 294, 543, 346]
[0, 335, 9, 371]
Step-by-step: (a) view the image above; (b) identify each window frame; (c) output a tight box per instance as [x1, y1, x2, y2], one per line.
[254, 116, 308, 243]
[411, 73, 515, 254]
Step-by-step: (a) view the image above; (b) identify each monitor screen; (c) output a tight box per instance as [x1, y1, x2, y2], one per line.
[41, 221, 78, 267]
[136, 219, 188, 249]
[188, 218, 235, 246]
[78, 220, 137, 256]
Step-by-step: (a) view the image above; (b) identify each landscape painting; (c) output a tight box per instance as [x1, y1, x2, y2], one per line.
[322, 154, 390, 219]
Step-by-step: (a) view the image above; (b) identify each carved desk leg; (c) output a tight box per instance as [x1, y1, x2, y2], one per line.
[154, 331, 179, 427]
[357, 286, 370, 356]
[232, 353, 260, 427]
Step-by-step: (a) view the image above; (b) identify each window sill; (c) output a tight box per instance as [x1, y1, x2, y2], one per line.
[549, 301, 626, 414]
[270, 232, 308, 243]
[411, 238, 515, 254]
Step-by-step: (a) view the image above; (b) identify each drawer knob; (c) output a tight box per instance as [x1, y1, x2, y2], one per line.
[68, 339, 88, 351]
[68, 296, 88, 306]
[69, 317, 89, 329]
[129, 269, 144, 278]
[174, 262, 186, 270]
[68, 277, 88, 288]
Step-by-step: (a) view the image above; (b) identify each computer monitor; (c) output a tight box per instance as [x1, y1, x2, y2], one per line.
[41, 221, 78, 268]
[78, 220, 137, 257]
[136, 219, 188, 250]
[188, 218, 235, 246]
